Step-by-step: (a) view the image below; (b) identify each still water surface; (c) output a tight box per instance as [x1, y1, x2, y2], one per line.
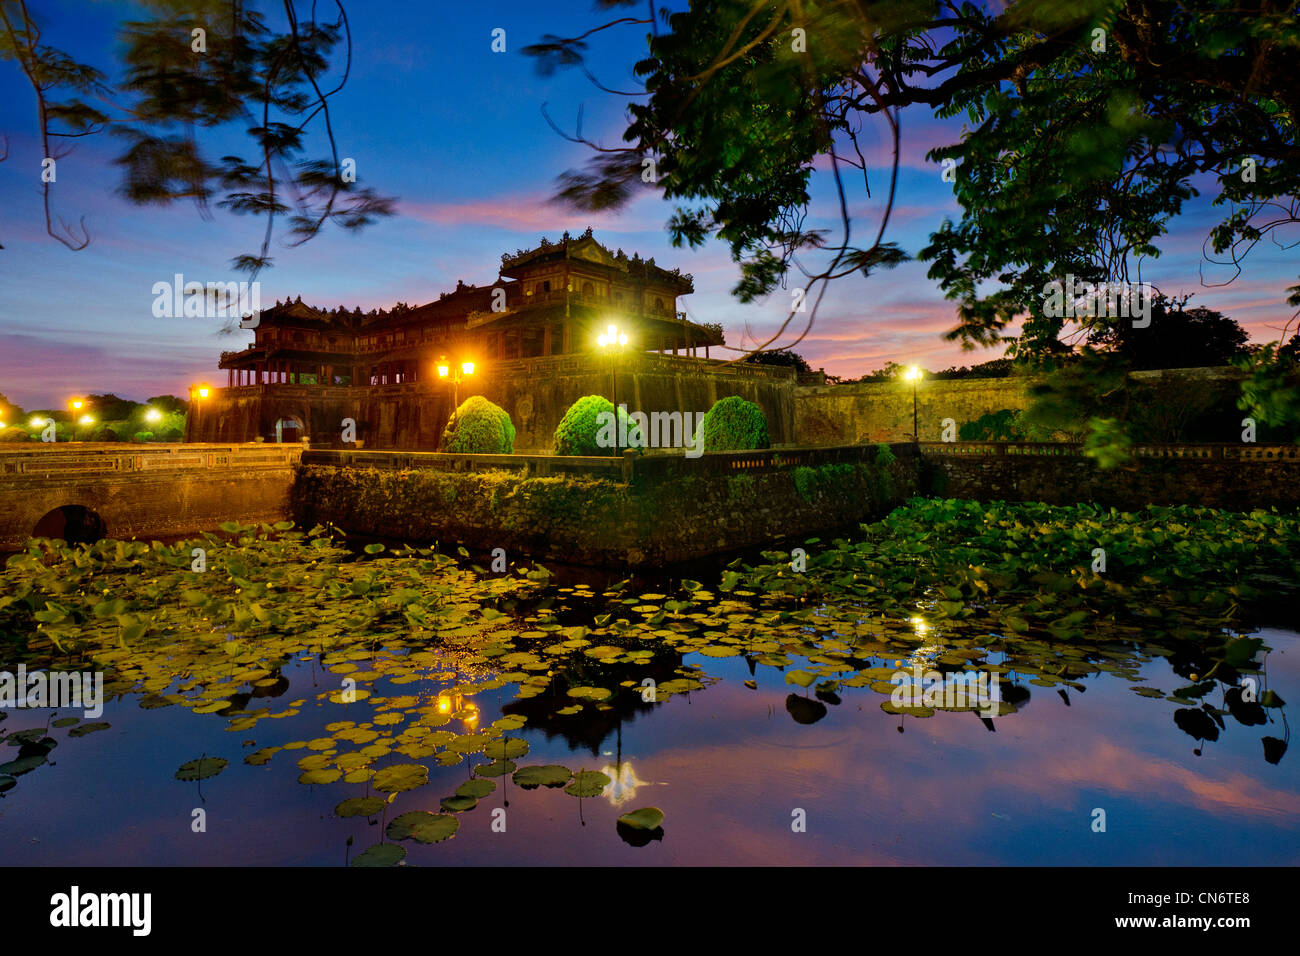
[1, 560, 1294, 865]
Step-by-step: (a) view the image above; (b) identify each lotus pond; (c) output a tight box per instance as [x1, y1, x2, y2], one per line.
[1, 498, 1297, 865]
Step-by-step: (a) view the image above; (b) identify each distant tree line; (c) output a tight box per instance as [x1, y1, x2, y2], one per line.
[0, 392, 188, 443]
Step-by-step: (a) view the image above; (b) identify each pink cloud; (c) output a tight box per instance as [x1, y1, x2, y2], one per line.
[401, 189, 666, 235]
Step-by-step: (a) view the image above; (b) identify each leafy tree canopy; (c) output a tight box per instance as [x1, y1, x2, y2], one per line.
[1, 0, 394, 272]
[1085, 295, 1251, 369]
[531, 0, 1298, 358]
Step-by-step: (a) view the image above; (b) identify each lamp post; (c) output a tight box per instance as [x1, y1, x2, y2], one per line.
[597, 324, 628, 454]
[189, 383, 210, 440]
[437, 356, 475, 409]
[904, 366, 922, 441]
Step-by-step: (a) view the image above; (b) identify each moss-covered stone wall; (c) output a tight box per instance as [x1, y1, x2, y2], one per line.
[291, 451, 919, 567]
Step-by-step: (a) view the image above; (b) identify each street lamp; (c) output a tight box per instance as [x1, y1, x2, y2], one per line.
[437, 355, 475, 408]
[597, 324, 628, 454]
[904, 366, 923, 441]
[144, 408, 162, 424]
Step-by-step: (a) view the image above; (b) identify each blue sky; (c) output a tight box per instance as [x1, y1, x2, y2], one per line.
[1, 0, 1296, 411]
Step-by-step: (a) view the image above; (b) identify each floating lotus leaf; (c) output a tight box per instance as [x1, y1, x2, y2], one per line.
[351, 843, 405, 867]
[387, 811, 459, 843]
[335, 752, 372, 772]
[879, 700, 935, 717]
[512, 764, 572, 789]
[564, 770, 611, 798]
[617, 807, 664, 830]
[175, 757, 228, 781]
[244, 747, 279, 766]
[297, 754, 332, 771]
[699, 645, 741, 657]
[475, 759, 516, 777]
[328, 688, 370, 704]
[0, 755, 46, 776]
[0, 774, 15, 793]
[298, 767, 342, 785]
[456, 778, 496, 798]
[371, 762, 428, 794]
[67, 722, 111, 738]
[51, 717, 80, 728]
[483, 737, 529, 759]
[192, 700, 231, 714]
[556, 705, 582, 716]
[448, 734, 489, 754]
[335, 796, 385, 817]
[440, 794, 477, 812]
[566, 686, 611, 701]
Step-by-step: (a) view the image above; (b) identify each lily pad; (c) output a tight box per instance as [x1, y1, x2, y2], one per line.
[67, 722, 111, 738]
[175, 757, 228, 782]
[371, 762, 429, 794]
[564, 770, 611, 798]
[617, 807, 664, 830]
[512, 764, 572, 789]
[335, 796, 386, 817]
[440, 794, 477, 812]
[474, 759, 516, 778]
[387, 810, 460, 843]
[483, 737, 529, 759]
[351, 843, 405, 867]
[566, 686, 612, 701]
[298, 767, 342, 785]
[456, 778, 496, 798]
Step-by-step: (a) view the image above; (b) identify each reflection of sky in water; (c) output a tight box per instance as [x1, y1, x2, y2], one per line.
[1, 628, 1296, 866]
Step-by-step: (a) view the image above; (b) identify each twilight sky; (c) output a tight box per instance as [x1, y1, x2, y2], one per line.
[2, 0, 1297, 411]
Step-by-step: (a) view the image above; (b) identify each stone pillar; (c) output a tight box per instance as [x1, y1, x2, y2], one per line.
[543, 325, 552, 356]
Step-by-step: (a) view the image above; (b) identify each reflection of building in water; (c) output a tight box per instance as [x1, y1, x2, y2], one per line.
[598, 759, 649, 807]
[501, 653, 685, 757]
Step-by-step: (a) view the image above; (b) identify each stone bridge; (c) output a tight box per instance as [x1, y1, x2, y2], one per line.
[0, 443, 302, 551]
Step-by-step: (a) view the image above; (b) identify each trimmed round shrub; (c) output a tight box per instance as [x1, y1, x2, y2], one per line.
[91, 426, 121, 442]
[132, 430, 155, 443]
[0, 427, 31, 442]
[700, 396, 770, 452]
[553, 395, 643, 456]
[441, 396, 515, 454]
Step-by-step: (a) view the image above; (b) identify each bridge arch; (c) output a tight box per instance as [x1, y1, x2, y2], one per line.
[32, 504, 107, 544]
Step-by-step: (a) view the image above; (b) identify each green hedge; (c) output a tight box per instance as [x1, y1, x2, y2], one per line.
[0, 427, 31, 442]
[441, 396, 515, 454]
[554, 395, 643, 456]
[701, 396, 770, 452]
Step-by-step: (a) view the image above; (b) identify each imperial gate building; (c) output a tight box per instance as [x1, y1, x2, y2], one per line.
[187, 230, 796, 451]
